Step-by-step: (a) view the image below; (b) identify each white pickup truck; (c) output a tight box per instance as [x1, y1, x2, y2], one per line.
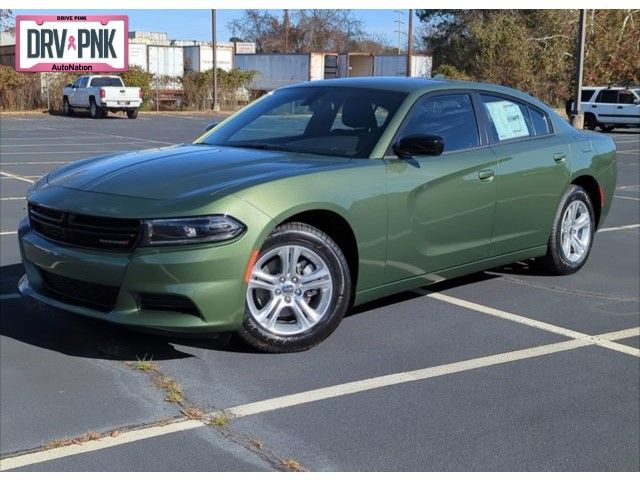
[63, 75, 142, 119]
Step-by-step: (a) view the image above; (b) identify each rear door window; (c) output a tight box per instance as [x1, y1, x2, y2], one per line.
[481, 95, 533, 143]
[618, 91, 636, 104]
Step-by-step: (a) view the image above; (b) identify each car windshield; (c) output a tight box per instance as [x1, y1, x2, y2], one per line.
[197, 87, 407, 158]
[91, 77, 124, 87]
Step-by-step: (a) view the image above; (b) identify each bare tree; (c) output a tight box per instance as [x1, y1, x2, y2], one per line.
[227, 9, 389, 53]
[1, 9, 15, 35]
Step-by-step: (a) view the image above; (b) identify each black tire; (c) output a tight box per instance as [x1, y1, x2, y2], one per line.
[126, 109, 139, 119]
[240, 222, 351, 353]
[583, 113, 597, 130]
[62, 97, 73, 116]
[539, 185, 595, 275]
[89, 98, 103, 119]
[600, 125, 615, 132]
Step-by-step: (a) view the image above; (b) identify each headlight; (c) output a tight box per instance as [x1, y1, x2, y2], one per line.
[140, 215, 245, 246]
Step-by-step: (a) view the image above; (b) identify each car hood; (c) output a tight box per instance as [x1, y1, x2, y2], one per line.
[45, 144, 349, 200]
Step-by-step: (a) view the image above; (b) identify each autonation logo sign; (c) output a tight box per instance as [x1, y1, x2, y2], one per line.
[15, 15, 128, 72]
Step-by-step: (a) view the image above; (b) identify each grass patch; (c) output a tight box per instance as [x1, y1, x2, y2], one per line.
[208, 412, 232, 428]
[181, 406, 205, 420]
[45, 431, 102, 449]
[281, 458, 305, 472]
[134, 355, 156, 372]
[152, 375, 183, 403]
[248, 438, 264, 450]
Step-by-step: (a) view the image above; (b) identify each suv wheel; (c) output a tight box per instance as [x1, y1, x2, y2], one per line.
[240, 222, 351, 353]
[540, 185, 595, 275]
[583, 113, 597, 130]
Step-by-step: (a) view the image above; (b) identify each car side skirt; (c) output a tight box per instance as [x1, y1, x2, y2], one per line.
[354, 245, 547, 306]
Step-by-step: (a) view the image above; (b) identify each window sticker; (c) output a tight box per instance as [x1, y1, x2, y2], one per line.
[485, 100, 530, 140]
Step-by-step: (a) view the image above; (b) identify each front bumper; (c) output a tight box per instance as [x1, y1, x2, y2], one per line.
[17, 216, 257, 334]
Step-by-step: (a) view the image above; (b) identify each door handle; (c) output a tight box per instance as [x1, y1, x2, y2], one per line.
[553, 153, 566, 164]
[617, 106, 623, 109]
[478, 169, 494, 181]
[591, 105, 597, 108]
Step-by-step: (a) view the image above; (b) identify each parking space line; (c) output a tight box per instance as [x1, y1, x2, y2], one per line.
[0, 232, 17, 236]
[0, 294, 21, 300]
[2, 326, 636, 470]
[598, 224, 640, 232]
[0, 162, 69, 165]
[38, 126, 175, 146]
[617, 149, 640, 153]
[425, 292, 640, 357]
[2, 142, 150, 147]
[0, 419, 203, 471]
[0, 197, 26, 201]
[0, 171, 34, 184]
[614, 195, 640, 201]
[0, 150, 124, 155]
[229, 327, 640, 419]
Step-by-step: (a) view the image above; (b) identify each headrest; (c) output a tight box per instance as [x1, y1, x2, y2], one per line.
[341, 97, 377, 129]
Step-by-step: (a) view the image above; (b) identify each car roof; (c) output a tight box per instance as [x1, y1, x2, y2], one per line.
[583, 86, 636, 90]
[280, 76, 551, 110]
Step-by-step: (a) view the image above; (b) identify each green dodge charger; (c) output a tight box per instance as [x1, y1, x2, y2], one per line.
[19, 77, 617, 352]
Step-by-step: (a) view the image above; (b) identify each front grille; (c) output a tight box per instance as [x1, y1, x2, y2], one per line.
[39, 269, 120, 312]
[139, 293, 201, 317]
[29, 203, 141, 252]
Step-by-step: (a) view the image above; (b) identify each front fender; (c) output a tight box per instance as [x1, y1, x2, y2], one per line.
[235, 162, 389, 292]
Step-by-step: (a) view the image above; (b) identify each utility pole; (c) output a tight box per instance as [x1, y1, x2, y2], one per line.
[394, 10, 405, 55]
[211, 9, 220, 112]
[571, 9, 587, 128]
[284, 9, 289, 53]
[406, 9, 413, 77]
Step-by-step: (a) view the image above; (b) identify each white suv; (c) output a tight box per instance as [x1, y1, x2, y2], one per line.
[579, 86, 640, 132]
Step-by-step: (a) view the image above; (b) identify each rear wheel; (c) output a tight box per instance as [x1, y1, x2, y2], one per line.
[126, 108, 138, 119]
[62, 97, 73, 116]
[540, 185, 595, 275]
[240, 222, 351, 353]
[89, 98, 103, 119]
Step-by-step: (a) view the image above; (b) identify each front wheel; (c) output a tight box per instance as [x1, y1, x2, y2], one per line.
[540, 185, 595, 275]
[600, 125, 615, 132]
[583, 113, 597, 130]
[240, 222, 351, 353]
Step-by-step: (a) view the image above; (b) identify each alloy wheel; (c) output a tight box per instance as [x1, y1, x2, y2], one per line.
[560, 199, 591, 263]
[246, 245, 334, 336]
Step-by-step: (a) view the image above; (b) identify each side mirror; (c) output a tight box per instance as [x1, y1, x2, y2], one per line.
[393, 134, 444, 158]
[66, 84, 73, 88]
[204, 122, 218, 131]
[634, 98, 639, 105]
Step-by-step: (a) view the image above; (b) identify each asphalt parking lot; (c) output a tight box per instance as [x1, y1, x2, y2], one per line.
[0, 112, 638, 471]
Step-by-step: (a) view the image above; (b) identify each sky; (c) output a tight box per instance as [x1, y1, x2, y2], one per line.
[13, 9, 411, 46]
